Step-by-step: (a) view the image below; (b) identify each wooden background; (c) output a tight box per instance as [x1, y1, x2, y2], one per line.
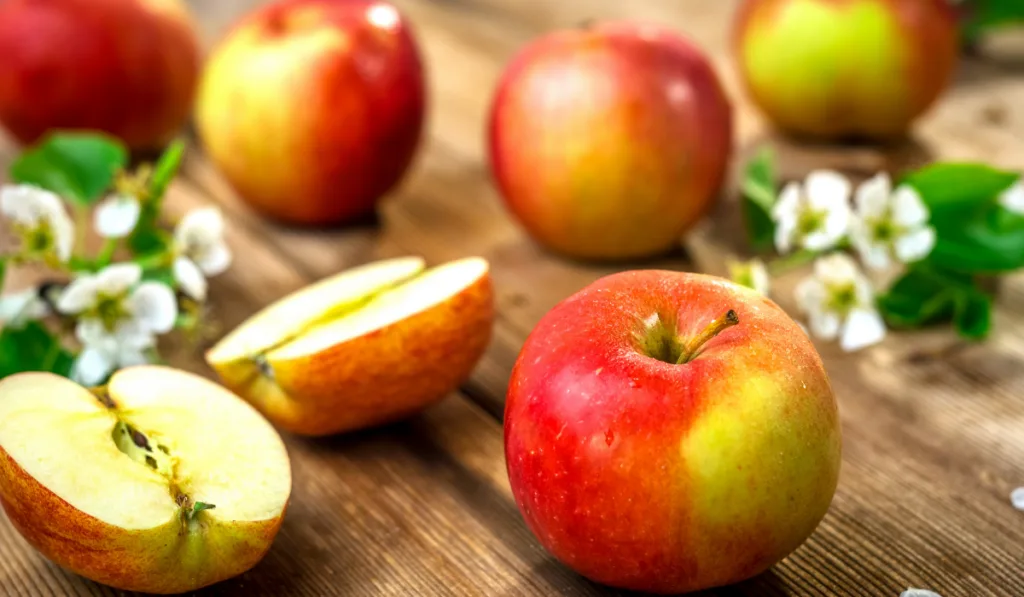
[1, 0, 1023, 595]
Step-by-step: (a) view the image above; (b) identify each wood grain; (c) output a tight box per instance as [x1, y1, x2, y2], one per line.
[0, 0, 1021, 595]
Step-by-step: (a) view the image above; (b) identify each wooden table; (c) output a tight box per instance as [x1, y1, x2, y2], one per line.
[2, 1, 1024, 595]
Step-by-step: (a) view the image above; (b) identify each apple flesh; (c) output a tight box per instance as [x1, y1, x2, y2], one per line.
[488, 22, 733, 261]
[0, 0, 201, 150]
[206, 256, 494, 436]
[504, 270, 841, 594]
[0, 366, 291, 594]
[195, 0, 426, 226]
[734, 0, 958, 141]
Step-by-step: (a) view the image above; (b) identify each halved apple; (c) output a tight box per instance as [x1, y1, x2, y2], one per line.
[0, 366, 291, 594]
[206, 256, 494, 436]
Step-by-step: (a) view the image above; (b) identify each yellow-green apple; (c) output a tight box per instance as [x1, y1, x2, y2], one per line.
[0, 366, 291, 594]
[206, 256, 494, 436]
[195, 0, 425, 226]
[734, 0, 959, 141]
[504, 270, 841, 594]
[488, 23, 733, 261]
[0, 0, 200, 150]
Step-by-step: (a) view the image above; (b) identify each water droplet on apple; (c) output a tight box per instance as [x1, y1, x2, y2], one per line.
[628, 379, 639, 388]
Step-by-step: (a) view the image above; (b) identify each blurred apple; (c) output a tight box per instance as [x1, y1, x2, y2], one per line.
[195, 0, 425, 226]
[0, 0, 200, 151]
[488, 22, 733, 261]
[734, 0, 959, 141]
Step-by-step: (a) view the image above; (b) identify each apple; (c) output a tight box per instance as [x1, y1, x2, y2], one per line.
[0, 0, 201, 150]
[734, 0, 959, 141]
[206, 256, 493, 436]
[487, 22, 733, 261]
[504, 270, 841, 594]
[0, 366, 291, 594]
[195, 0, 426, 226]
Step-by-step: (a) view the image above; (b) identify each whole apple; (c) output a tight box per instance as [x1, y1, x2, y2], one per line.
[488, 23, 733, 261]
[734, 0, 959, 141]
[0, 0, 200, 150]
[504, 270, 841, 594]
[195, 0, 425, 226]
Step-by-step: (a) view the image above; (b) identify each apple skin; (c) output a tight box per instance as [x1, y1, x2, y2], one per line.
[488, 22, 733, 261]
[195, 0, 426, 226]
[504, 271, 841, 594]
[734, 0, 958, 141]
[0, 0, 200, 150]
[210, 270, 493, 436]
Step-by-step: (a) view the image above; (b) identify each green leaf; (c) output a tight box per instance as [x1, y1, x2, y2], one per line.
[902, 162, 1018, 220]
[9, 132, 128, 206]
[740, 148, 778, 251]
[877, 264, 993, 339]
[960, 0, 1024, 42]
[149, 139, 186, 202]
[141, 265, 176, 288]
[128, 224, 170, 256]
[0, 321, 74, 379]
[0, 260, 6, 293]
[954, 289, 992, 340]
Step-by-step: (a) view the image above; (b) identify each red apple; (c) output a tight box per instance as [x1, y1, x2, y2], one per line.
[195, 0, 425, 226]
[504, 270, 841, 594]
[488, 23, 733, 261]
[734, 0, 959, 141]
[0, 0, 201, 150]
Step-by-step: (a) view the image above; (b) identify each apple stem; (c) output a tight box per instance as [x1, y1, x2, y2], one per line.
[676, 310, 739, 364]
[89, 386, 116, 409]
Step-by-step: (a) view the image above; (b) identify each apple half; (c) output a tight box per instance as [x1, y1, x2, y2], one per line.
[0, 366, 291, 594]
[206, 256, 494, 436]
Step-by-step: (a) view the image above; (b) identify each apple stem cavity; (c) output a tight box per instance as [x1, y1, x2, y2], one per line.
[254, 354, 275, 380]
[676, 310, 739, 364]
[89, 386, 117, 409]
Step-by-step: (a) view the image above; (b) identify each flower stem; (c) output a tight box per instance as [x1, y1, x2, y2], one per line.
[95, 239, 118, 268]
[134, 251, 173, 270]
[768, 249, 819, 276]
[73, 205, 89, 256]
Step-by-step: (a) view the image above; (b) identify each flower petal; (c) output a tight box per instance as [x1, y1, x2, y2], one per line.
[174, 257, 208, 301]
[854, 173, 891, 218]
[749, 259, 771, 295]
[0, 289, 48, 326]
[1011, 487, 1024, 511]
[113, 319, 157, 350]
[56, 276, 99, 314]
[117, 345, 151, 368]
[858, 241, 891, 272]
[94, 194, 141, 239]
[809, 310, 842, 341]
[50, 208, 75, 263]
[805, 170, 851, 210]
[894, 226, 936, 264]
[771, 182, 801, 222]
[176, 207, 225, 249]
[815, 252, 860, 285]
[76, 318, 112, 348]
[96, 263, 143, 296]
[892, 185, 929, 227]
[129, 282, 178, 334]
[795, 277, 825, 315]
[71, 347, 115, 387]
[840, 308, 886, 352]
[997, 180, 1024, 215]
[194, 243, 232, 276]
[1, 185, 62, 226]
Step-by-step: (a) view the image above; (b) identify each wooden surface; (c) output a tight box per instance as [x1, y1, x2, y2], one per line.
[2, 0, 1024, 595]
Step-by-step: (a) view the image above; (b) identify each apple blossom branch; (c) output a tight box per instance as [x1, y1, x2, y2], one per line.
[0, 132, 233, 385]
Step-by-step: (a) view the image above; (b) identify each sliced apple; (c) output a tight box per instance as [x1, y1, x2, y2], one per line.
[0, 366, 291, 594]
[206, 256, 494, 436]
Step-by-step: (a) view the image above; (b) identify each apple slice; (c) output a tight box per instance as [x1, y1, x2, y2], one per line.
[0, 366, 291, 594]
[206, 256, 494, 436]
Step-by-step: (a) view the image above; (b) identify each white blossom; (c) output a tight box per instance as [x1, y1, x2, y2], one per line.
[772, 170, 852, 255]
[901, 590, 942, 597]
[997, 179, 1024, 215]
[1012, 487, 1024, 511]
[727, 258, 771, 295]
[172, 207, 231, 302]
[0, 184, 74, 263]
[94, 193, 141, 239]
[0, 289, 48, 327]
[850, 173, 936, 271]
[795, 253, 886, 352]
[57, 263, 177, 384]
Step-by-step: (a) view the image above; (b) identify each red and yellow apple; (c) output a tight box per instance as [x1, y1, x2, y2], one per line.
[504, 270, 841, 594]
[734, 0, 959, 141]
[488, 22, 733, 261]
[206, 256, 494, 436]
[0, 0, 200, 150]
[195, 0, 426, 226]
[0, 367, 291, 594]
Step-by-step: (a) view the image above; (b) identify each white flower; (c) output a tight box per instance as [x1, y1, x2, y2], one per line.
[94, 193, 141, 239]
[57, 263, 177, 384]
[850, 173, 936, 271]
[1012, 487, 1024, 511]
[173, 207, 231, 301]
[0, 184, 74, 263]
[0, 289, 48, 327]
[772, 170, 852, 255]
[795, 253, 886, 352]
[727, 258, 771, 295]
[901, 590, 942, 597]
[997, 179, 1024, 215]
